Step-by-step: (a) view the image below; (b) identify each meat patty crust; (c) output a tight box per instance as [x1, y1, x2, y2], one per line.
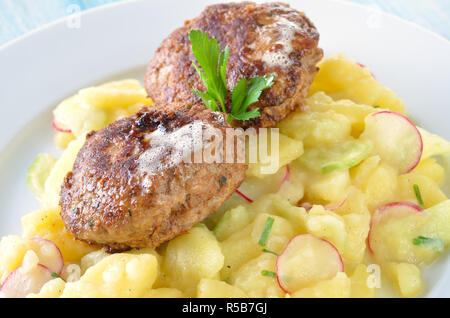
[145, 2, 323, 128]
[60, 104, 247, 251]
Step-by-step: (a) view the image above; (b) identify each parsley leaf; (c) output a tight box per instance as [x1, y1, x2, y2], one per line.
[192, 90, 219, 112]
[242, 75, 275, 111]
[189, 30, 227, 113]
[189, 29, 275, 122]
[231, 78, 248, 115]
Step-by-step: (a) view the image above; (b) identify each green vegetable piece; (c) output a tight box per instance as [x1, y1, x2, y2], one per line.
[189, 29, 274, 122]
[413, 184, 425, 208]
[299, 139, 372, 174]
[412, 236, 444, 251]
[261, 270, 276, 278]
[213, 206, 249, 241]
[51, 272, 66, 282]
[258, 216, 275, 247]
[262, 249, 279, 256]
[27, 153, 57, 199]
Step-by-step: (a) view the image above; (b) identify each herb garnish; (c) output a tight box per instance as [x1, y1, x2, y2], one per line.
[412, 236, 444, 251]
[261, 270, 276, 278]
[189, 29, 275, 122]
[258, 216, 275, 247]
[262, 248, 279, 256]
[51, 272, 66, 282]
[88, 220, 94, 227]
[219, 176, 227, 185]
[413, 184, 425, 208]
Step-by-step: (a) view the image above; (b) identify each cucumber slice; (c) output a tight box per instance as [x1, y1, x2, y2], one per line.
[299, 139, 372, 174]
[27, 154, 57, 199]
[213, 206, 249, 241]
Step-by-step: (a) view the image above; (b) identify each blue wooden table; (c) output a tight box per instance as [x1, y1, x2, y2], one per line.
[0, 0, 449, 46]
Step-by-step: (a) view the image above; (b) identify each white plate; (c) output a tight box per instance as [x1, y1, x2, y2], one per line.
[0, 0, 449, 297]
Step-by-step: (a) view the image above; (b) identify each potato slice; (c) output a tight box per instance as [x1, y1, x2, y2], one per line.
[161, 224, 224, 297]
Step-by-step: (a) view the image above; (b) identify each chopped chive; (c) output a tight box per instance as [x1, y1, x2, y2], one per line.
[258, 217, 275, 246]
[262, 248, 279, 256]
[413, 184, 425, 208]
[219, 176, 227, 185]
[412, 236, 444, 251]
[51, 272, 66, 282]
[88, 220, 94, 227]
[261, 270, 276, 278]
[128, 209, 132, 217]
[374, 105, 381, 108]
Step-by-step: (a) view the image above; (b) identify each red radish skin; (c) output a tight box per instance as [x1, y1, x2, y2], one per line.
[0, 264, 52, 298]
[373, 111, 423, 173]
[52, 120, 72, 133]
[276, 234, 344, 294]
[367, 202, 423, 254]
[356, 62, 376, 79]
[31, 237, 64, 274]
[325, 196, 347, 211]
[237, 165, 290, 203]
[300, 202, 313, 212]
[364, 111, 423, 174]
[277, 165, 290, 191]
[235, 189, 254, 203]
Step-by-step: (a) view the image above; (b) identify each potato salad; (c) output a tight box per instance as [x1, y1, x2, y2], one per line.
[1, 55, 449, 298]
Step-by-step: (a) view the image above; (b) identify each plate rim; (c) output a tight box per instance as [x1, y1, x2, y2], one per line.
[1, 0, 449, 54]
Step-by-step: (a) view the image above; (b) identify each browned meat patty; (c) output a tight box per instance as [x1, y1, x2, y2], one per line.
[60, 105, 247, 251]
[145, 2, 323, 128]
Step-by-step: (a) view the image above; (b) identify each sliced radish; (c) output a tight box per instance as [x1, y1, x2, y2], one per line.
[361, 111, 423, 174]
[277, 165, 290, 191]
[299, 202, 313, 212]
[30, 237, 64, 274]
[368, 202, 423, 254]
[236, 165, 289, 203]
[276, 234, 344, 293]
[235, 189, 253, 203]
[356, 62, 376, 78]
[0, 264, 52, 298]
[52, 119, 72, 133]
[325, 197, 348, 211]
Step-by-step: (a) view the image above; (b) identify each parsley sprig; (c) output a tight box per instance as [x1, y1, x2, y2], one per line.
[189, 29, 275, 122]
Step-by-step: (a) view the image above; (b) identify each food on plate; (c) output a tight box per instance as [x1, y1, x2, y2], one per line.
[146, 2, 323, 128]
[52, 79, 153, 148]
[1, 1, 450, 299]
[276, 234, 344, 293]
[2, 53, 449, 298]
[59, 105, 247, 251]
[369, 200, 450, 265]
[27, 154, 57, 200]
[360, 111, 423, 174]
